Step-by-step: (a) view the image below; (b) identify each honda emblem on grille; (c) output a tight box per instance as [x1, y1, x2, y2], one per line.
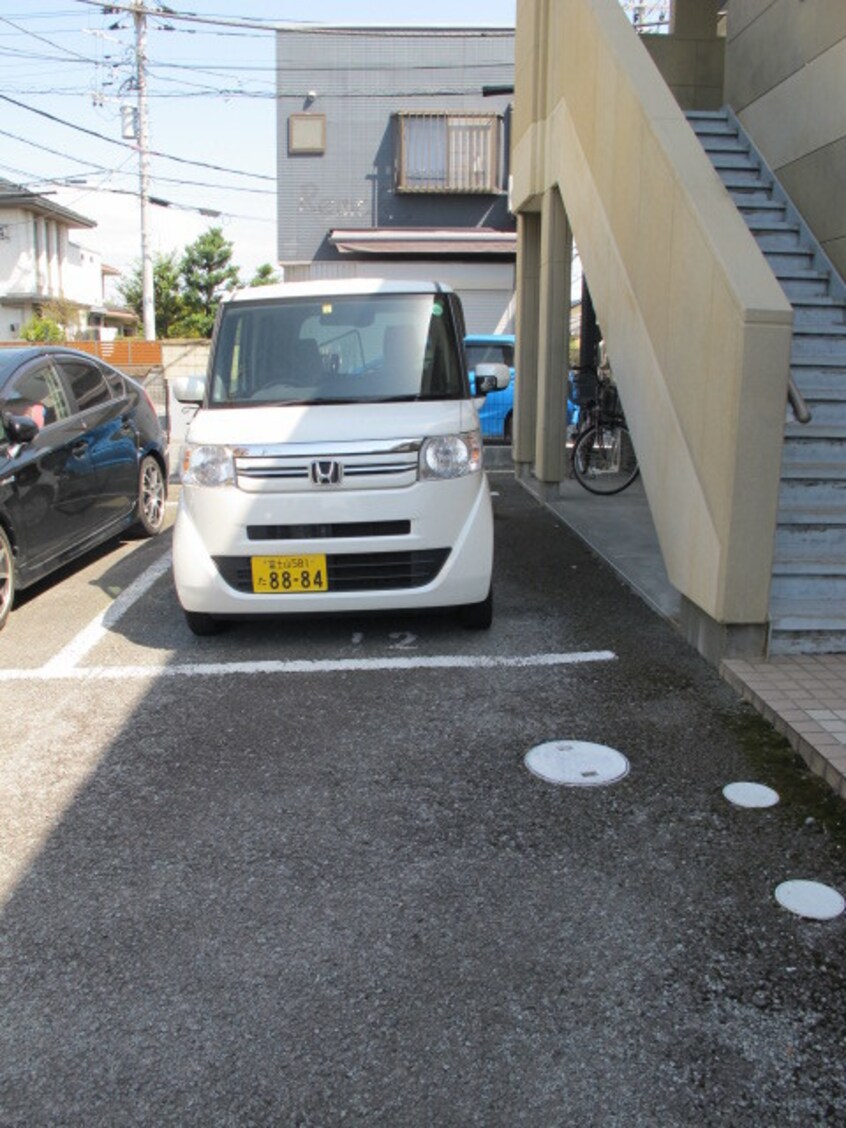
[311, 459, 343, 486]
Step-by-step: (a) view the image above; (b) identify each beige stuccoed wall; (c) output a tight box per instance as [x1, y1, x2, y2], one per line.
[725, 1, 846, 277]
[512, 0, 794, 626]
[640, 0, 725, 111]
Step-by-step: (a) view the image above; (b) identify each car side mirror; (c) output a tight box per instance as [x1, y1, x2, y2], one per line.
[4, 413, 40, 446]
[170, 375, 207, 404]
[473, 362, 511, 396]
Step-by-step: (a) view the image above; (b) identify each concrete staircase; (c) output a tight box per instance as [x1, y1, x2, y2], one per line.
[688, 107, 846, 655]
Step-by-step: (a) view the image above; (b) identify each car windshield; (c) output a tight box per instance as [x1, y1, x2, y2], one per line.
[465, 342, 514, 370]
[209, 292, 466, 406]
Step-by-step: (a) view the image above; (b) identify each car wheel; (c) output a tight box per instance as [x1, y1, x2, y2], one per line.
[503, 413, 513, 444]
[185, 610, 223, 636]
[0, 526, 15, 632]
[137, 455, 166, 536]
[459, 585, 493, 630]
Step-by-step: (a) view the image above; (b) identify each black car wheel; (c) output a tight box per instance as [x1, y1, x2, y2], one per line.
[0, 526, 15, 632]
[185, 610, 224, 636]
[459, 585, 493, 629]
[137, 455, 166, 536]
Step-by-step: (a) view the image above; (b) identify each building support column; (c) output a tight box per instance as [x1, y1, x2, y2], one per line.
[513, 210, 541, 468]
[57, 225, 68, 297]
[534, 185, 572, 484]
[36, 218, 48, 297]
[47, 221, 59, 297]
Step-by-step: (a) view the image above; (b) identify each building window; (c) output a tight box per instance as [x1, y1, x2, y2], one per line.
[288, 113, 326, 155]
[394, 112, 501, 194]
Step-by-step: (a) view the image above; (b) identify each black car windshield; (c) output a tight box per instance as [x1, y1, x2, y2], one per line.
[209, 292, 466, 406]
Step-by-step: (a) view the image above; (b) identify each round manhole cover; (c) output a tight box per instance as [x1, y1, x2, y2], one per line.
[525, 741, 629, 787]
[775, 880, 845, 921]
[723, 781, 780, 809]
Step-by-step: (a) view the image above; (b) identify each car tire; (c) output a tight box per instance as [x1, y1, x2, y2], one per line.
[503, 413, 513, 444]
[136, 455, 166, 537]
[459, 585, 493, 630]
[0, 526, 15, 632]
[185, 610, 224, 636]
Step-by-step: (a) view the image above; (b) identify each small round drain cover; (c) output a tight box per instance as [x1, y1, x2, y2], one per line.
[525, 741, 629, 787]
[775, 880, 845, 921]
[723, 781, 780, 808]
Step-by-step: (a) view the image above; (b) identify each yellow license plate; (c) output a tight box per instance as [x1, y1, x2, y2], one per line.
[250, 554, 328, 594]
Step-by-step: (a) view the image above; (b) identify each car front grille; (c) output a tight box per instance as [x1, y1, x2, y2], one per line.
[246, 520, 411, 541]
[233, 439, 421, 492]
[213, 549, 450, 593]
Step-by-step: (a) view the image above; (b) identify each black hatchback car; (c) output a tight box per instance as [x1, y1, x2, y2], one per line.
[0, 346, 168, 631]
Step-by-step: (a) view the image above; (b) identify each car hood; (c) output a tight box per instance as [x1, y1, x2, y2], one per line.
[185, 400, 480, 448]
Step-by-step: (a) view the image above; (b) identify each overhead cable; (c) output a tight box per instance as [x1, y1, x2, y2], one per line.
[0, 92, 275, 181]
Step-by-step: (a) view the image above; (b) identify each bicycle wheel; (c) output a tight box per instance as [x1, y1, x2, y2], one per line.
[572, 422, 639, 495]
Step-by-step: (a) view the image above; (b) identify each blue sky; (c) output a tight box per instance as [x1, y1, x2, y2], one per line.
[0, 1, 516, 291]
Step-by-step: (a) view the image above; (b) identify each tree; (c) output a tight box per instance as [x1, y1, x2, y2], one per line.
[117, 252, 184, 338]
[173, 227, 241, 338]
[21, 316, 62, 343]
[249, 262, 281, 287]
[42, 297, 83, 338]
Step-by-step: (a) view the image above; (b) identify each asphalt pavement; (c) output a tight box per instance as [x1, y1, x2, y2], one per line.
[0, 472, 844, 1126]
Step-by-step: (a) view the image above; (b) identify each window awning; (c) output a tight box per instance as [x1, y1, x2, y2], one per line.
[329, 227, 516, 256]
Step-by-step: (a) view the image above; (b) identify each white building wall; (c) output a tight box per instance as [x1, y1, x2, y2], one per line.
[0, 209, 106, 337]
[64, 242, 105, 307]
[0, 207, 36, 298]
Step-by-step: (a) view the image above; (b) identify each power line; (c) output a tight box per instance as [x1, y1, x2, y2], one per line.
[0, 13, 99, 62]
[0, 123, 275, 197]
[74, 0, 283, 33]
[0, 92, 275, 182]
[0, 127, 116, 174]
[69, 182, 275, 223]
[74, 2, 514, 36]
[0, 45, 98, 64]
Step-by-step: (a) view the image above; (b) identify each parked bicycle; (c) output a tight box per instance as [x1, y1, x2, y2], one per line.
[570, 365, 639, 495]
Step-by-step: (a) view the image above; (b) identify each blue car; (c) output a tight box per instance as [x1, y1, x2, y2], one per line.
[465, 333, 516, 442]
[465, 333, 579, 443]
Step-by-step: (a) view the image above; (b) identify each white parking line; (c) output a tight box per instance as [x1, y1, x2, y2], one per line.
[3, 547, 617, 682]
[39, 551, 173, 676]
[0, 650, 617, 682]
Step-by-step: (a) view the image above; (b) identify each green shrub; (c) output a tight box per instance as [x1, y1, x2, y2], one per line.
[20, 317, 63, 343]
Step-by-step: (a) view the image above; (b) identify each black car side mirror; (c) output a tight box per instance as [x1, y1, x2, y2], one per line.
[4, 413, 40, 446]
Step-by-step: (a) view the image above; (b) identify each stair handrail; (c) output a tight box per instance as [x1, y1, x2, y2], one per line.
[722, 108, 830, 427]
[787, 375, 812, 424]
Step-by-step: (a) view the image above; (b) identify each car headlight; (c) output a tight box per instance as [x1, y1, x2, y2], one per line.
[419, 431, 483, 480]
[181, 443, 235, 487]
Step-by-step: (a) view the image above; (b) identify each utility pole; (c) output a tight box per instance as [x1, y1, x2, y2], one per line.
[133, 1, 155, 340]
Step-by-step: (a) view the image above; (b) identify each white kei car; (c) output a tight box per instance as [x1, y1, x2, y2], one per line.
[171, 278, 508, 635]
